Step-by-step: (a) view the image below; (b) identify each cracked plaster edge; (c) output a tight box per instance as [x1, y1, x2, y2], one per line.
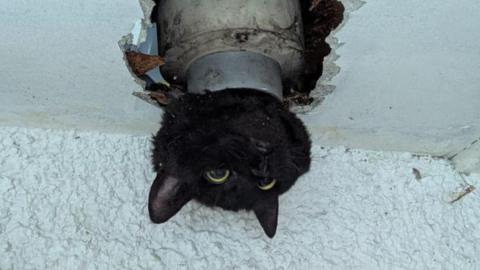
[118, 23, 149, 91]
[291, 0, 366, 114]
[451, 139, 480, 174]
[122, 0, 366, 113]
[117, 0, 158, 93]
[138, 0, 156, 19]
[308, 124, 480, 174]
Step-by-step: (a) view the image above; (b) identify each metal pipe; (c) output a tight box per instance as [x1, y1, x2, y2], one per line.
[156, 0, 304, 99]
[187, 52, 283, 100]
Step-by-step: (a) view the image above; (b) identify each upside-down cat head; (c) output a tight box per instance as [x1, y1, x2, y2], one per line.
[149, 89, 311, 237]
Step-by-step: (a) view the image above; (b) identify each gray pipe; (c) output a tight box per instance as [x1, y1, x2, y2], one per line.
[156, 0, 304, 100]
[187, 52, 283, 99]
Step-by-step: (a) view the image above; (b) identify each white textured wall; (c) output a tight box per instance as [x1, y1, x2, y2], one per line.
[1, 127, 479, 269]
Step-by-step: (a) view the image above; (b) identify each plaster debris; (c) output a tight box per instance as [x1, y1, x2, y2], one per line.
[449, 185, 476, 204]
[119, 19, 167, 89]
[1, 126, 479, 269]
[132, 85, 184, 108]
[412, 168, 422, 181]
[451, 138, 480, 173]
[125, 51, 165, 77]
[123, 0, 355, 110]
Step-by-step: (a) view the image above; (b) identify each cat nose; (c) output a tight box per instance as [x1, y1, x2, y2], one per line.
[251, 159, 268, 177]
[254, 140, 271, 154]
[250, 138, 272, 154]
[251, 168, 266, 177]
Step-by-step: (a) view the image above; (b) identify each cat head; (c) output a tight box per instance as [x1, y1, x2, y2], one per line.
[149, 89, 311, 237]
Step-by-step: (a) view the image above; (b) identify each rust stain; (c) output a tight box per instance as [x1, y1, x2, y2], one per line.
[125, 51, 165, 76]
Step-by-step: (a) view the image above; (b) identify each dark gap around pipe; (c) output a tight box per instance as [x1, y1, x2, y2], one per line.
[144, 0, 344, 108]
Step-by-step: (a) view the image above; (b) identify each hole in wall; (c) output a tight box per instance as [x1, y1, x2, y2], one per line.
[298, 0, 365, 113]
[287, 0, 345, 109]
[119, 0, 363, 112]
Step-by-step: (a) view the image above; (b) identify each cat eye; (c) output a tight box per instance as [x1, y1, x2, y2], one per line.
[204, 169, 230, 184]
[257, 178, 276, 191]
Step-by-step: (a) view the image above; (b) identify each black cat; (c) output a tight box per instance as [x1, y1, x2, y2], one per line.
[149, 89, 311, 237]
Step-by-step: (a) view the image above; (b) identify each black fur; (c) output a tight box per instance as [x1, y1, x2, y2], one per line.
[149, 89, 311, 237]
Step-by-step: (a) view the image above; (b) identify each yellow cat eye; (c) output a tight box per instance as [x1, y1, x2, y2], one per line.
[204, 169, 230, 184]
[258, 178, 277, 191]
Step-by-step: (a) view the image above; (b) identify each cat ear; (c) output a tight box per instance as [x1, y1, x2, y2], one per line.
[148, 173, 191, 223]
[253, 195, 279, 238]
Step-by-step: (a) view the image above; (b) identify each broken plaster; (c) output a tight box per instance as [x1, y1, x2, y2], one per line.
[121, 0, 365, 112]
[291, 0, 365, 113]
[119, 0, 167, 95]
[451, 138, 480, 173]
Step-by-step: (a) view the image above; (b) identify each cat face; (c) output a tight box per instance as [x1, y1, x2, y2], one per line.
[149, 89, 311, 237]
